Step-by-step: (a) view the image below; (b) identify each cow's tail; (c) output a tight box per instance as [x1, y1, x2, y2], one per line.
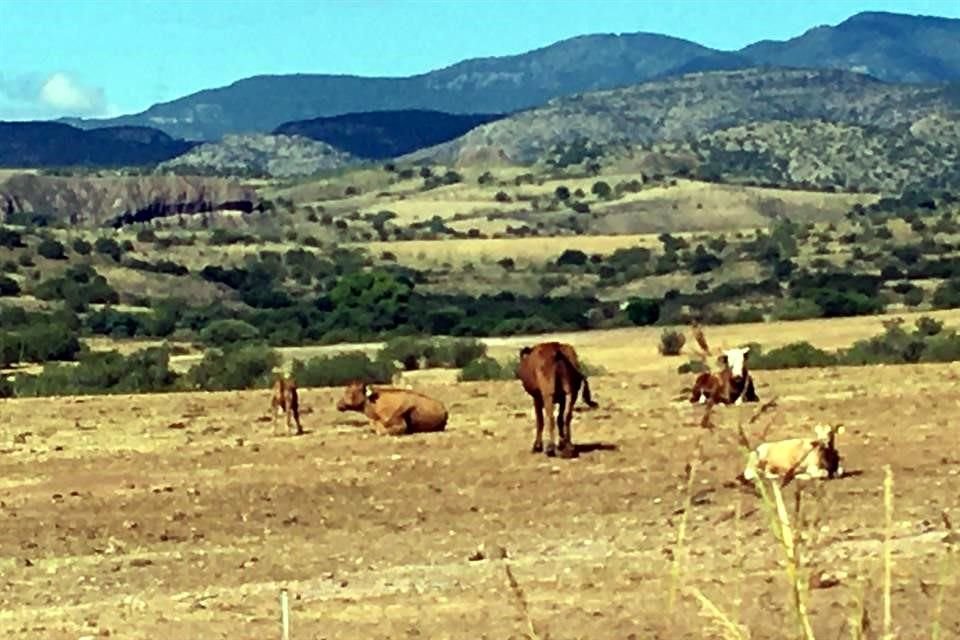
[556, 350, 599, 409]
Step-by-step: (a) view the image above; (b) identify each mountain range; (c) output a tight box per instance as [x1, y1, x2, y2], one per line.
[55, 11, 960, 142]
[405, 67, 960, 165]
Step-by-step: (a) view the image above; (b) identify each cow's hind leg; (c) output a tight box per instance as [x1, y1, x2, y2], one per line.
[531, 396, 545, 453]
[543, 395, 558, 457]
[558, 390, 578, 458]
[289, 394, 303, 436]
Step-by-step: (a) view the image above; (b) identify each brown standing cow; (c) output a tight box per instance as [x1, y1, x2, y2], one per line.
[517, 342, 598, 458]
[270, 374, 303, 436]
[335, 381, 448, 436]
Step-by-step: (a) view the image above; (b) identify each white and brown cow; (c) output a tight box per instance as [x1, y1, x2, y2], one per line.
[741, 424, 845, 484]
[691, 346, 759, 406]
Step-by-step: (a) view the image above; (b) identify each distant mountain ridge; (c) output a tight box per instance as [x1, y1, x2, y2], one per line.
[403, 68, 960, 166]
[0, 122, 195, 168]
[58, 11, 960, 141]
[272, 110, 504, 159]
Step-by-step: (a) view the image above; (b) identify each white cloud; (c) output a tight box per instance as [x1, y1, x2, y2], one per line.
[0, 71, 113, 120]
[39, 72, 106, 114]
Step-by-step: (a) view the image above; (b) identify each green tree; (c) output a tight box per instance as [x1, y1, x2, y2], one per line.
[37, 238, 67, 260]
[199, 319, 262, 346]
[591, 181, 612, 199]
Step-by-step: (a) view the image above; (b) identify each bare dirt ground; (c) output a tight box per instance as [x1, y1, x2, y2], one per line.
[2, 322, 960, 638]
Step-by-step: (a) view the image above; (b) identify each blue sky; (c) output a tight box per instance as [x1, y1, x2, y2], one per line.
[0, 0, 957, 120]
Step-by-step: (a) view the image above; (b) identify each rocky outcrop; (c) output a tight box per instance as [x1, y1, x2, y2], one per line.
[0, 173, 259, 227]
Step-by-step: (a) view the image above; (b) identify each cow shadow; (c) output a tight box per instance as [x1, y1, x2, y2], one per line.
[572, 441, 619, 456]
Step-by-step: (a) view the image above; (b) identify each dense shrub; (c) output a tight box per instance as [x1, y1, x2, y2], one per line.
[379, 336, 433, 371]
[932, 278, 960, 309]
[94, 237, 124, 261]
[750, 342, 838, 370]
[770, 298, 823, 321]
[13, 347, 176, 397]
[72, 238, 91, 255]
[37, 238, 67, 260]
[556, 249, 588, 267]
[199, 319, 261, 346]
[86, 307, 146, 338]
[0, 228, 25, 248]
[379, 336, 486, 370]
[0, 275, 20, 296]
[427, 338, 487, 368]
[625, 298, 660, 326]
[659, 329, 686, 356]
[591, 181, 613, 199]
[292, 352, 396, 387]
[458, 356, 518, 381]
[184, 343, 280, 391]
[33, 265, 119, 306]
[841, 326, 924, 365]
[918, 332, 960, 363]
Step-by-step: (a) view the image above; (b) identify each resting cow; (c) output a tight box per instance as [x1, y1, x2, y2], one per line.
[517, 342, 598, 458]
[270, 373, 303, 436]
[741, 424, 845, 484]
[336, 381, 448, 435]
[690, 346, 759, 405]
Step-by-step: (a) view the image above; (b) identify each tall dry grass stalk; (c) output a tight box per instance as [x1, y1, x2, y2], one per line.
[770, 481, 816, 640]
[882, 465, 894, 640]
[668, 457, 700, 613]
[848, 572, 869, 640]
[504, 564, 541, 640]
[685, 586, 748, 640]
[733, 497, 744, 630]
[929, 556, 954, 640]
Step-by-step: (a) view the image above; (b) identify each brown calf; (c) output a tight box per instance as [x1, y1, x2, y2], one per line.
[336, 381, 448, 436]
[270, 375, 303, 436]
[517, 342, 598, 458]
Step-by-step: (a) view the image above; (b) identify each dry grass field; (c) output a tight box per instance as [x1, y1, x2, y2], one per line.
[2, 315, 960, 638]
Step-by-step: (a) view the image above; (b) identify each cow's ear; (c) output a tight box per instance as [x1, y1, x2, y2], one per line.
[835, 425, 845, 435]
[365, 386, 378, 401]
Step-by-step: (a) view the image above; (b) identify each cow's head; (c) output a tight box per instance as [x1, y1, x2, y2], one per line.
[336, 381, 377, 412]
[813, 423, 844, 446]
[813, 424, 845, 477]
[721, 346, 750, 379]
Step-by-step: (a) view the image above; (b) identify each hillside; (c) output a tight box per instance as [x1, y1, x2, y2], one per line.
[648, 115, 960, 193]
[57, 12, 960, 141]
[0, 173, 259, 226]
[157, 134, 357, 178]
[742, 11, 960, 84]
[406, 68, 960, 176]
[273, 110, 504, 159]
[0, 122, 194, 168]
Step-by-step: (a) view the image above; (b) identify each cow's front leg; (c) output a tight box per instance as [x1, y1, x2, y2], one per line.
[273, 406, 284, 436]
[380, 409, 409, 436]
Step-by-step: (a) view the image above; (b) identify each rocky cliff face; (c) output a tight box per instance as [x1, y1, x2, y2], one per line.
[0, 173, 259, 227]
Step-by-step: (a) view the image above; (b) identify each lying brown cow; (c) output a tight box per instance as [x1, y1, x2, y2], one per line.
[270, 374, 303, 436]
[336, 381, 448, 435]
[690, 346, 759, 406]
[518, 342, 598, 458]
